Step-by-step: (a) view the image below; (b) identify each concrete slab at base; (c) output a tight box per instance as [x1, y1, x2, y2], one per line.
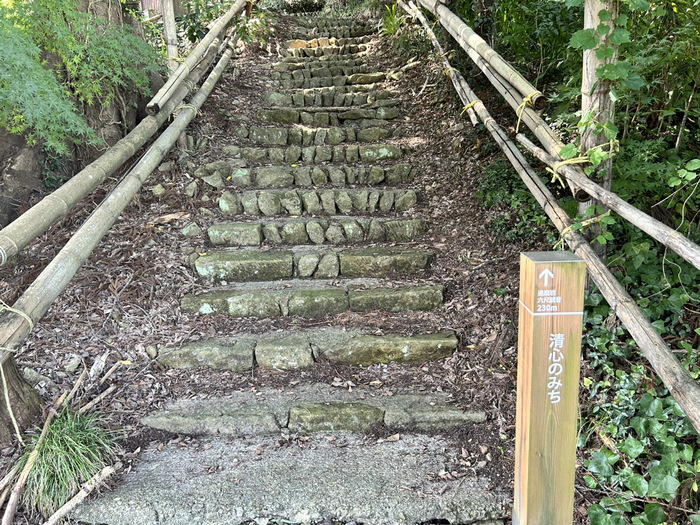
[72, 434, 508, 525]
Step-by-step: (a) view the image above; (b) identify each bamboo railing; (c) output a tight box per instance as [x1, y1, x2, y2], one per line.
[0, 0, 243, 268]
[400, 0, 700, 433]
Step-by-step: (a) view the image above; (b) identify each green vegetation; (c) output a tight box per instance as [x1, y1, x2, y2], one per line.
[381, 2, 404, 35]
[0, 0, 160, 156]
[17, 410, 118, 518]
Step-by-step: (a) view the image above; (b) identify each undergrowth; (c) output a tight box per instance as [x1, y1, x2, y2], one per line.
[17, 410, 118, 519]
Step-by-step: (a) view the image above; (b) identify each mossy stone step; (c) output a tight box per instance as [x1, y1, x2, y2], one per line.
[141, 383, 483, 436]
[193, 247, 434, 281]
[263, 87, 393, 108]
[274, 66, 375, 81]
[277, 56, 366, 68]
[215, 188, 417, 216]
[181, 280, 444, 318]
[234, 143, 403, 165]
[208, 217, 427, 246]
[275, 72, 386, 90]
[256, 105, 399, 127]
[237, 125, 394, 146]
[206, 163, 414, 191]
[159, 328, 458, 371]
[282, 43, 371, 59]
[285, 36, 372, 50]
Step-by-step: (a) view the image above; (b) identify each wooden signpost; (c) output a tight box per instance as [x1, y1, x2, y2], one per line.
[514, 252, 586, 525]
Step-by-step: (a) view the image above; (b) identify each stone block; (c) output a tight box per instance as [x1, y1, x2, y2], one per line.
[288, 289, 348, 317]
[195, 251, 293, 282]
[348, 285, 444, 312]
[208, 223, 263, 246]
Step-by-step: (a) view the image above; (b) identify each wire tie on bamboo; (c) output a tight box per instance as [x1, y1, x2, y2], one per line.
[0, 301, 34, 332]
[460, 100, 480, 116]
[553, 210, 612, 250]
[515, 91, 541, 134]
[183, 79, 196, 91]
[546, 156, 589, 188]
[174, 103, 199, 117]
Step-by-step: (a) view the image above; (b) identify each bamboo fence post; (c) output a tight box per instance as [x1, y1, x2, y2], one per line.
[162, 0, 179, 72]
[0, 46, 235, 427]
[0, 33, 234, 268]
[412, 11, 700, 435]
[416, 0, 546, 111]
[516, 134, 700, 273]
[146, 0, 246, 114]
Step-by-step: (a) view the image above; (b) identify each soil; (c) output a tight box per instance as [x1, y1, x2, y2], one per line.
[0, 11, 593, 524]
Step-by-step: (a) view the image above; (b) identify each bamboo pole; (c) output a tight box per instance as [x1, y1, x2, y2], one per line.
[516, 134, 700, 274]
[162, 0, 179, 72]
[399, 0, 478, 125]
[0, 36, 227, 268]
[413, 9, 700, 434]
[0, 46, 234, 368]
[416, 0, 546, 112]
[146, 0, 245, 114]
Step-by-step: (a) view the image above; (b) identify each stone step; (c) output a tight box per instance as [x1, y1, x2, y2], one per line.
[274, 65, 375, 80]
[282, 40, 372, 59]
[285, 35, 372, 50]
[193, 247, 435, 282]
[263, 86, 392, 107]
[214, 188, 418, 217]
[142, 384, 481, 435]
[257, 106, 398, 127]
[277, 55, 367, 67]
[275, 72, 387, 90]
[208, 217, 427, 246]
[72, 433, 508, 525]
[236, 125, 396, 146]
[225, 142, 405, 166]
[159, 328, 457, 371]
[181, 280, 445, 318]
[197, 162, 415, 190]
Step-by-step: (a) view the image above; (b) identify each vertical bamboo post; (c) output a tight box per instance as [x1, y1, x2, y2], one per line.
[514, 252, 586, 524]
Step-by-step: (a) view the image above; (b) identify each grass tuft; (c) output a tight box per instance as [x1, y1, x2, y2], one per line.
[17, 410, 118, 518]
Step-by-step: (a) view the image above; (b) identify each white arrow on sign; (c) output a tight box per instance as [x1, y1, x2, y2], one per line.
[539, 268, 554, 287]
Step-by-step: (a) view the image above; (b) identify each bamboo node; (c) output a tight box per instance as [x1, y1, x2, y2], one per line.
[546, 156, 589, 188]
[460, 100, 480, 116]
[515, 91, 542, 134]
[0, 301, 34, 332]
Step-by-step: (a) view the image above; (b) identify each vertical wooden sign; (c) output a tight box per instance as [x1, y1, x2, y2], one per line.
[514, 252, 586, 525]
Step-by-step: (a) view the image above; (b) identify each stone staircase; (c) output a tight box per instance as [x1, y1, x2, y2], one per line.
[73, 13, 509, 525]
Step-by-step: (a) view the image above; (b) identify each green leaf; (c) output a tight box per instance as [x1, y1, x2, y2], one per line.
[651, 319, 666, 334]
[598, 9, 611, 21]
[597, 23, 611, 36]
[587, 450, 615, 478]
[560, 143, 578, 159]
[647, 473, 680, 501]
[624, 72, 646, 90]
[584, 474, 598, 488]
[624, 473, 649, 496]
[689, 515, 700, 525]
[597, 61, 632, 81]
[570, 29, 598, 50]
[603, 121, 619, 140]
[685, 159, 700, 171]
[628, 0, 649, 9]
[596, 45, 616, 60]
[614, 14, 629, 26]
[642, 503, 666, 525]
[589, 147, 609, 167]
[619, 435, 644, 459]
[608, 28, 631, 45]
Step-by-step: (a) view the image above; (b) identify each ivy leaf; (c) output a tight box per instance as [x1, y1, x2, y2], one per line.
[560, 143, 578, 159]
[647, 473, 680, 501]
[619, 435, 644, 459]
[689, 515, 700, 525]
[588, 504, 626, 525]
[641, 503, 666, 525]
[624, 72, 646, 90]
[608, 28, 631, 45]
[596, 45, 616, 60]
[587, 450, 616, 478]
[570, 29, 598, 50]
[624, 473, 649, 497]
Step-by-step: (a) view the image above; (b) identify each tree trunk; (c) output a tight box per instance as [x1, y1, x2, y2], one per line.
[162, 0, 179, 72]
[0, 357, 42, 443]
[578, 0, 619, 252]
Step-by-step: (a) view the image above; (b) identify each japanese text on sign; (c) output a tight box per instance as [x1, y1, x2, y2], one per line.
[536, 289, 562, 313]
[547, 333, 565, 404]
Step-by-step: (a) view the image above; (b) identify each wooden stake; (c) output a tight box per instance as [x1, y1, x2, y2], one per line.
[514, 252, 586, 525]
